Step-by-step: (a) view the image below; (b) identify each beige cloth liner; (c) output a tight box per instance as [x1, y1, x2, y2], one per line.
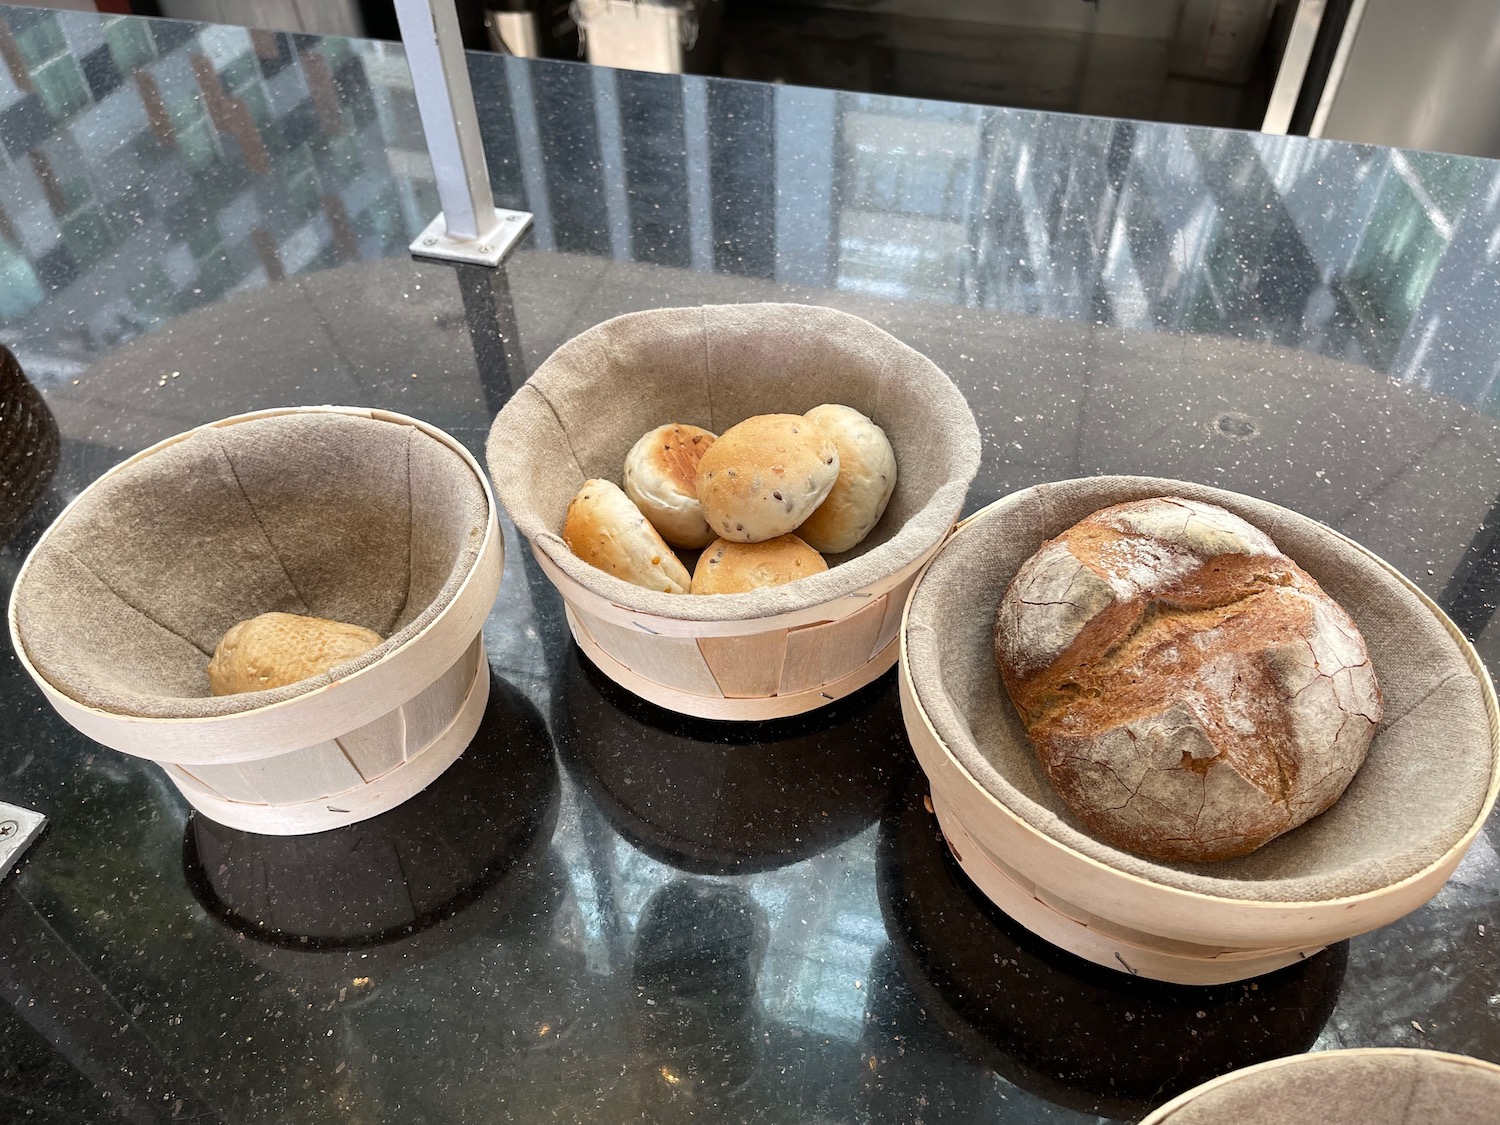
[13, 413, 490, 720]
[906, 476, 1496, 902]
[486, 303, 981, 621]
[1151, 1051, 1500, 1125]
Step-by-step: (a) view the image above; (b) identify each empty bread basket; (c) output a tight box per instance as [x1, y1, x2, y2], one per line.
[486, 303, 981, 720]
[899, 476, 1500, 984]
[8, 406, 503, 835]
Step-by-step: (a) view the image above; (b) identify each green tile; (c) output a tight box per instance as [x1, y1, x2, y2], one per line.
[219, 52, 258, 94]
[105, 18, 155, 74]
[0, 238, 44, 323]
[59, 176, 92, 214]
[166, 92, 207, 132]
[175, 119, 219, 173]
[61, 206, 116, 268]
[33, 56, 91, 121]
[241, 84, 271, 130]
[15, 13, 66, 68]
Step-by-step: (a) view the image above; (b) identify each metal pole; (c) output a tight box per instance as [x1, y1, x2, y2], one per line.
[396, 0, 533, 266]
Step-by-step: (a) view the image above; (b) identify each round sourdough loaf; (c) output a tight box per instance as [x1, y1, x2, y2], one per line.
[994, 496, 1383, 863]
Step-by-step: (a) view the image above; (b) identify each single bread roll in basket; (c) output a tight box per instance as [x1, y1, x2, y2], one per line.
[690, 534, 828, 594]
[208, 612, 383, 695]
[796, 404, 897, 554]
[696, 414, 839, 543]
[563, 479, 690, 594]
[994, 496, 1383, 863]
[622, 423, 718, 548]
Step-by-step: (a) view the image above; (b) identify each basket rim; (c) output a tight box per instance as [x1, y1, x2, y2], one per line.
[7, 406, 503, 760]
[898, 476, 1500, 915]
[1138, 1048, 1500, 1125]
[491, 302, 982, 626]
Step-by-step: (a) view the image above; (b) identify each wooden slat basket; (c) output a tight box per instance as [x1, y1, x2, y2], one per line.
[9, 406, 504, 835]
[487, 303, 981, 721]
[898, 477, 1500, 985]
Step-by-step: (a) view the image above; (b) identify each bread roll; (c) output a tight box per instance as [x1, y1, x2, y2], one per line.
[563, 479, 690, 593]
[994, 497, 1383, 863]
[622, 423, 718, 548]
[696, 414, 839, 543]
[796, 404, 897, 554]
[691, 534, 828, 594]
[208, 612, 383, 695]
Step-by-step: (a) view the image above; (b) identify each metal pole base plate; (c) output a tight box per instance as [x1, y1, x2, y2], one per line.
[410, 207, 534, 267]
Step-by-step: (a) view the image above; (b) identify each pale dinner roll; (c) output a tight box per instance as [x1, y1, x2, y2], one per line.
[622, 423, 718, 548]
[208, 612, 382, 695]
[563, 479, 690, 594]
[691, 534, 828, 594]
[995, 497, 1383, 863]
[796, 404, 898, 554]
[696, 414, 839, 543]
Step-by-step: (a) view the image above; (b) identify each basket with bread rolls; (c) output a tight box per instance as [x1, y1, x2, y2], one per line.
[898, 476, 1500, 984]
[486, 303, 981, 720]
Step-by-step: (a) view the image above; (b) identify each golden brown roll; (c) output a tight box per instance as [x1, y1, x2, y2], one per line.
[796, 404, 897, 554]
[695, 414, 839, 543]
[994, 496, 1382, 863]
[208, 612, 383, 695]
[690, 534, 828, 594]
[563, 478, 690, 593]
[622, 423, 718, 548]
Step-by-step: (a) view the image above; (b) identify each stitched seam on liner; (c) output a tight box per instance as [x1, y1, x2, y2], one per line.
[530, 383, 588, 482]
[56, 545, 213, 657]
[213, 431, 313, 616]
[701, 305, 716, 432]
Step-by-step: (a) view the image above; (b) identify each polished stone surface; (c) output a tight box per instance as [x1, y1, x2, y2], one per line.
[1, 6, 1499, 1123]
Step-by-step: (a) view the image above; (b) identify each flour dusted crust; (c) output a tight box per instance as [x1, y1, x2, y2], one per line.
[622, 423, 718, 548]
[796, 404, 898, 554]
[696, 414, 839, 543]
[690, 534, 828, 594]
[563, 479, 691, 594]
[208, 612, 383, 695]
[994, 497, 1383, 862]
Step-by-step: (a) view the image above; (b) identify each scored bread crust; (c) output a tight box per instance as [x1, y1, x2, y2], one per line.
[622, 423, 718, 548]
[690, 534, 828, 594]
[563, 478, 691, 594]
[994, 496, 1383, 863]
[796, 404, 898, 555]
[696, 414, 839, 543]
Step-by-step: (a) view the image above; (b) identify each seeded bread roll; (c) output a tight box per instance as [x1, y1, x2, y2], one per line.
[622, 423, 718, 548]
[208, 612, 382, 695]
[563, 478, 690, 594]
[690, 534, 828, 594]
[796, 404, 898, 554]
[994, 497, 1383, 863]
[696, 414, 839, 543]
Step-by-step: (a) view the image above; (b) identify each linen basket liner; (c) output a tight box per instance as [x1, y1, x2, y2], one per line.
[1150, 1052, 1500, 1125]
[485, 303, 982, 622]
[12, 412, 490, 719]
[905, 476, 1496, 903]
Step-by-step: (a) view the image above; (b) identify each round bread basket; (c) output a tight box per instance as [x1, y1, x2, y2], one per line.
[487, 303, 980, 720]
[899, 476, 1500, 985]
[8, 406, 503, 835]
[1139, 1049, 1500, 1125]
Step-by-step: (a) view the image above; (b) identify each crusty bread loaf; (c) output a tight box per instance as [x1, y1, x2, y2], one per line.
[208, 612, 383, 695]
[690, 534, 828, 594]
[696, 414, 839, 543]
[563, 479, 690, 594]
[796, 404, 898, 554]
[622, 423, 718, 548]
[994, 496, 1383, 863]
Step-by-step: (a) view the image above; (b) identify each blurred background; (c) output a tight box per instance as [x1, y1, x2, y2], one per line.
[18, 0, 1500, 159]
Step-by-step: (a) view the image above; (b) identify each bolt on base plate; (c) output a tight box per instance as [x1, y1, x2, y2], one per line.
[0, 802, 45, 882]
[410, 207, 534, 267]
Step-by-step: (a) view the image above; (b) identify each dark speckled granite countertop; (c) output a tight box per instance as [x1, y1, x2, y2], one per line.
[0, 5, 1498, 1122]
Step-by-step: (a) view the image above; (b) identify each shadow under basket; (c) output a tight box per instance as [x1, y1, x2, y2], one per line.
[487, 303, 980, 720]
[8, 407, 503, 835]
[899, 476, 1500, 985]
[1139, 1049, 1500, 1125]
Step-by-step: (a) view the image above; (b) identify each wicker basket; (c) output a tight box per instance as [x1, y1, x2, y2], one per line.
[9, 406, 503, 835]
[899, 477, 1500, 984]
[1140, 1049, 1500, 1124]
[487, 303, 980, 720]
